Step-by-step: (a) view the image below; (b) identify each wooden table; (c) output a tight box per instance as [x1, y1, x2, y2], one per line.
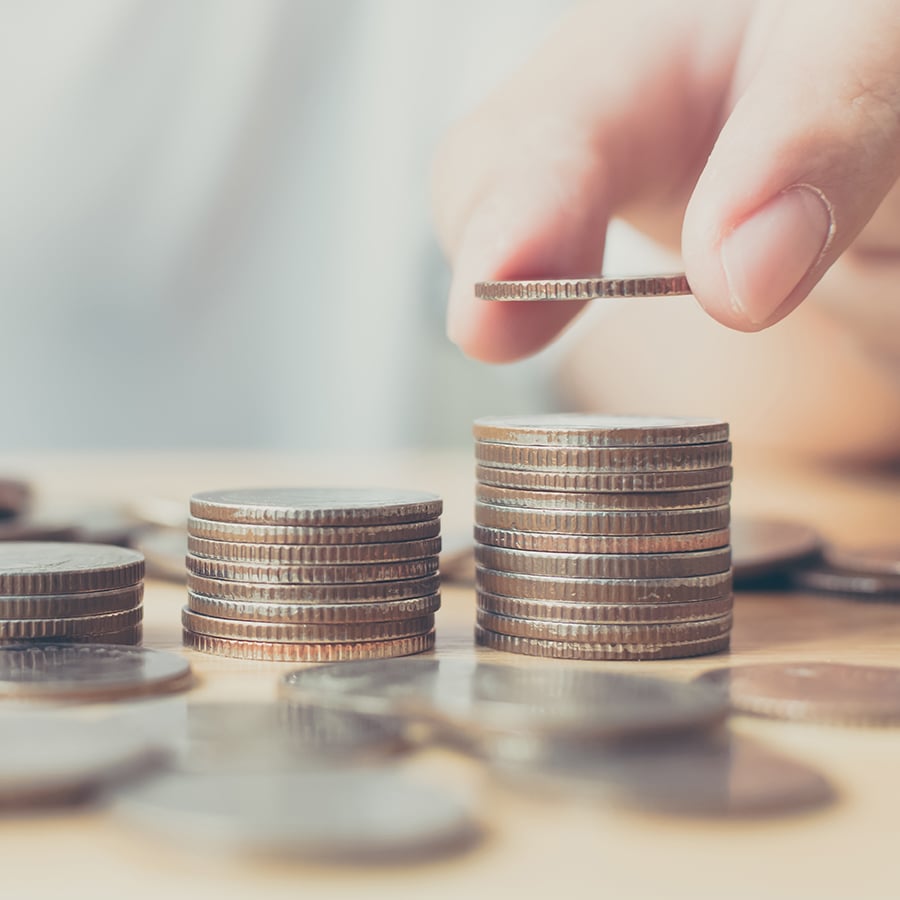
[2, 449, 900, 900]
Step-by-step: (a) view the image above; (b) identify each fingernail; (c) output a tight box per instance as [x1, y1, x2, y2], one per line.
[721, 185, 833, 326]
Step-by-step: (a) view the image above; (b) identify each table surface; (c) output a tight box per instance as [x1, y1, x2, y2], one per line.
[2, 448, 900, 900]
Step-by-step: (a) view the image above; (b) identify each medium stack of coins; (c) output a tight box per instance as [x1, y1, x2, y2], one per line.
[0, 543, 144, 645]
[184, 488, 442, 662]
[473, 415, 733, 660]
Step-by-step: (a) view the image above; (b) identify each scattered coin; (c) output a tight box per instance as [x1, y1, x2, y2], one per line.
[822, 544, 900, 577]
[477, 483, 732, 511]
[475, 274, 691, 301]
[789, 563, 900, 598]
[0, 518, 78, 542]
[187, 516, 441, 545]
[730, 516, 822, 584]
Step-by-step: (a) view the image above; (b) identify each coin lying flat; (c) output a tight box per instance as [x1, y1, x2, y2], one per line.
[823, 544, 900, 577]
[0, 543, 144, 594]
[0, 644, 191, 700]
[190, 488, 442, 527]
[0, 584, 143, 619]
[475, 274, 692, 301]
[0, 606, 142, 639]
[476, 465, 734, 493]
[730, 516, 822, 584]
[789, 563, 900, 597]
[477, 483, 732, 511]
[188, 516, 441, 545]
[697, 662, 900, 725]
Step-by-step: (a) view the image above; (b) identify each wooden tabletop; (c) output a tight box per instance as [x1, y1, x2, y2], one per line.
[2, 448, 900, 900]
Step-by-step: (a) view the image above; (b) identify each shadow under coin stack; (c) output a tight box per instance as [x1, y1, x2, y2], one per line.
[473, 415, 733, 660]
[184, 488, 442, 662]
[0, 543, 144, 645]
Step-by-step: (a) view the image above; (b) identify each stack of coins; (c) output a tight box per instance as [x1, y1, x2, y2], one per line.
[184, 488, 442, 662]
[0, 543, 144, 645]
[472, 415, 733, 660]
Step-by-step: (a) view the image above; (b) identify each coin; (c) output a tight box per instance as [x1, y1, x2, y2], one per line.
[186, 535, 441, 565]
[0, 518, 77, 542]
[474, 524, 731, 555]
[184, 630, 435, 662]
[0, 584, 143, 619]
[473, 414, 728, 447]
[476, 567, 733, 603]
[476, 464, 734, 493]
[475, 274, 691, 301]
[0, 543, 144, 595]
[475, 441, 732, 473]
[186, 555, 440, 585]
[697, 662, 900, 725]
[822, 544, 900, 577]
[190, 488, 442, 527]
[0, 644, 191, 699]
[0, 606, 142, 639]
[114, 768, 479, 859]
[475, 502, 731, 535]
[279, 659, 729, 741]
[188, 592, 441, 624]
[477, 483, 731, 511]
[788, 563, 900, 597]
[0, 478, 30, 517]
[181, 608, 434, 643]
[187, 572, 441, 604]
[74, 624, 143, 645]
[476, 590, 733, 624]
[475, 625, 730, 660]
[474, 544, 732, 579]
[188, 516, 441, 545]
[132, 527, 186, 582]
[730, 516, 822, 584]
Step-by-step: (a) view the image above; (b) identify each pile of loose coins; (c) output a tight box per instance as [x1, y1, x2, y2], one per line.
[0, 543, 144, 645]
[184, 488, 442, 661]
[472, 415, 734, 660]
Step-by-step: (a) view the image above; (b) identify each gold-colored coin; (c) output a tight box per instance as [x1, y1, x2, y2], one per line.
[476, 465, 733, 493]
[476, 483, 731, 511]
[187, 516, 440, 545]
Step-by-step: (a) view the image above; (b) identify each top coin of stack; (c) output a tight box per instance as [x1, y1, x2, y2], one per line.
[184, 488, 442, 662]
[473, 415, 733, 660]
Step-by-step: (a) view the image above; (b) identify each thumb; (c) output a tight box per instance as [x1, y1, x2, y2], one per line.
[683, 0, 900, 332]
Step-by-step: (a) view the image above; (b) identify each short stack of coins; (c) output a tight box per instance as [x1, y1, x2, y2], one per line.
[0, 543, 144, 645]
[472, 415, 733, 660]
[184, 488, 442, 662]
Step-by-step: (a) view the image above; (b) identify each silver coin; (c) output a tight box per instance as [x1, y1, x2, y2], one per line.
[477, 483, 731, 511]
[0, 584, 143, 619]
[789, 563, 900, 597]
[0, 543, 144, 594]
[187, 516, 441, 545]
[0, 644, 192, 700]
[114, 768, 479, 859]
[475, 275, 691, 301]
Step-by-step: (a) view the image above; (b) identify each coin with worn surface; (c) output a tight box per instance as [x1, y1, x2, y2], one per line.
[730, 516, 822, 584]
[476, 464, 733, 493]
[476, 274, 691, 301]
[823, 544, 900, 577]
[187, 535, 441, 565]
[476, 567, 733, 603]
[182, 608, 434, 643]
[187, 572, 441, 604]
[0, 644, 191, 699]
[280, 658, 728, 741]
[188, 592, 441, 624]
[475, 625, 730, 660]
[186, 555, 439, 585]
[114, 768, 479, 859]
[188, 516, 441, 545]
[697, 662, 900, 725]
[0, 478, 30, 517]
[184, 630, 435, 662]
[475, 544, 731, 579]
[74, 624, 143, 645]
[477, 483, 731, 512]
[789, 563, 900, 597]
[0, 543, 144, 594]
[475, 502, 730, 536]
[0, 584, 143, 619]
[0, 606, 142, 639]
[474, 524, 731, 555]
[191, 488, 442, 527]
[476, 590, 733, 624]
[474, 414, 727, 447]
[475, 441, 732, 473]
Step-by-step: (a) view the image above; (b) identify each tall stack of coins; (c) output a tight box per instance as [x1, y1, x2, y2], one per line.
[473, 415, 733, 660]
[0, 543, 144, 645]
[184, 488, 442, 662]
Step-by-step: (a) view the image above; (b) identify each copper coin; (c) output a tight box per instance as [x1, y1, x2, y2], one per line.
[190, 488, 442, 527]
[0, 543, 144, 594]
[697, 662, 900, 725]
[184, 629, 435, 662]
[475, 502, 730, 535]
[0, 479, 30, 517]
[186, 554, 440, 585]
[188, 592, 441, 624]
[477, 483, 731, 511]
[188, 516, 441, 545]
[476, 590, 733, 624]
[0, 519, 79, 542]
[476, 567, 733, 603]
[730, 517, 822, 583]
[474, 524, 731, 555]
[181, 608, 434, 643]
[475, 545, 731, 579]
[823, 544, 900, 577]
[187, 572, 441, 604]
[475, 441, 732, 473]
[475, 625, 730, 660]
[187, 535, 441, 565]
[0, 644, 191, 699]
[789, 563, 900, 597]
[475, 274, 692, 301]
[476, 609, 732, 645]
[0, 584, 143, 619]
[0, 606, 142, 639]
[476, 465, 733, 493]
